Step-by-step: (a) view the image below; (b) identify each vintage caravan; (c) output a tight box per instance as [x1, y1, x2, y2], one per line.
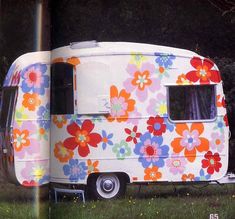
[0, 41, 233, 199]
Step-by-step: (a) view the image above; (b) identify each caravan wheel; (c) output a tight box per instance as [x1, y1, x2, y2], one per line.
[89, 173, 126, 200]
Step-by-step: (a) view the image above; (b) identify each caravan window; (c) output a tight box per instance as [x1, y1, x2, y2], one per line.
[168, 85, 216, 121]
[51, 63, 74, 114]
[0, 87, 17, 128]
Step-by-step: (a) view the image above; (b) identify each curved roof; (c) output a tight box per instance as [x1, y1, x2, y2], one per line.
[52, 41, 199, 59]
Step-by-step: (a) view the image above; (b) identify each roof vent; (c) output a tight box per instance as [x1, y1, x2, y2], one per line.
[70, 40, 98, 49]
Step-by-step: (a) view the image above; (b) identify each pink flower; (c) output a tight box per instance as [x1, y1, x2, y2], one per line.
[210, 132, 225, 152]
[21, 159, 49, 185]
[166, 155, 187, 175]
[123, 62, 161, 102]
[24, 67, 43, 89]
[127, 109, 142, 126]
[147, 93, 167, 116]
[180, 128, 202, 151]
[13, 121, 40, 159]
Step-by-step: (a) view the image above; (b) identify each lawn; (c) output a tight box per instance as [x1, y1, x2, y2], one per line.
[0, 183, 235, 219]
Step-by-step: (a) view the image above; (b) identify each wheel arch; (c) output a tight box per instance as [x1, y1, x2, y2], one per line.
[87, 171, 131, 184]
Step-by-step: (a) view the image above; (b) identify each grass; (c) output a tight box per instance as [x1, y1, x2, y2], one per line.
[0, 183, 235, 219]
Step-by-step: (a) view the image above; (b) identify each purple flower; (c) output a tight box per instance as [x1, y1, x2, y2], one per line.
[66, 114, 82, 125]
[21, 63, 49, 95]
[210, 132, 225, 152]
[63, 159, 87, 182]
[101, 130, 113, 150]
[194, 169, 211, 181]
[164, 115, 175, 132]
[134, 132, 169, 168]
[37, 103, 50, 130]
[154, 53, 176, 68]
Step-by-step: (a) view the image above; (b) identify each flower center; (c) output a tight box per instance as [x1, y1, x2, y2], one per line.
[33, 168, 45, 181]
[138, 76, 146, 84]
[210, 158, 215, 165]
[159, 66, 165, 74]
[215, 139, 221, 145]
[119, 148, 125, 154]
[102, 137, 108, 143]
[28, 98, 35, 105]
[146, 145, 155, 156]
[199, 69, 207, 76]
[71, 166, 80, 175]
[154, 123, 161, 130]
[150, 172, 156, 178]
[130, 131, 136, 138]
[188, 137, 193, 143]
[159, 104, 167, 114]
[173, 160, 181, 167]
[29, 71, 37, 82]
[60, 146, 68, 156]
[218, 122, 223, 128]
[79, 134, 86, 142]
[112, 103, 122, 112]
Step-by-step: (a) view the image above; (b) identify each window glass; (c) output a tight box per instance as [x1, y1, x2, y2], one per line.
[168, 85, 216, 121]
[51, 63, 74, 114]
[0, 87, 17, 128]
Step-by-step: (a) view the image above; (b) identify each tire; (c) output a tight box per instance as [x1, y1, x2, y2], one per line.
[88, 173, 126, 200]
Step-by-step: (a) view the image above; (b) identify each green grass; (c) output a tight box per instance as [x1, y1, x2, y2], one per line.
[0, 183, 235, 219]
[50, 184, 235, 219]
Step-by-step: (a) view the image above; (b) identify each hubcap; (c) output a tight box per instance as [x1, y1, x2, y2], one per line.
[101, 179, 114, 192]
[96, 174, 120, 199]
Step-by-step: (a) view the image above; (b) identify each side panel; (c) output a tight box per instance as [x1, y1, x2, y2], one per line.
[13, 63, 50, 186]
[1, 52, 51, 186]
[50, 53, 229, 184]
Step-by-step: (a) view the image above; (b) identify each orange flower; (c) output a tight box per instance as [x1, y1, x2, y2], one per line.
[106, 85, 135, 122]
[87, 159, 99, 174]
[144, 166, 162, 181]
[54, 141, 74, 163]
[171, 123, 209, 162]
[181, 173, 195, 181]
[22, 93, 41, 111]
[67, 57, 80, 66]
[53, 115, 67, 128]
[176, 74, 192, 85]
[52, 57, 64, 64]
[131, 71, 152, 91]
[13, 129, 30, 151]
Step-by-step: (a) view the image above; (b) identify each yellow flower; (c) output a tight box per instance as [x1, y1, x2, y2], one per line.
[130, 52, 148, 68]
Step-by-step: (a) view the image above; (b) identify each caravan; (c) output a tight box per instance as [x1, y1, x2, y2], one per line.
[0, 41, 232, 199]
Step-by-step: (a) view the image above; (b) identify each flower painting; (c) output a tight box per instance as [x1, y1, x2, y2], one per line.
[63, 120, 102, 157]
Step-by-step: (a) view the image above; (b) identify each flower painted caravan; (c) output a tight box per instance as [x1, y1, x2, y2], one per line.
[0, 41, 232, 199]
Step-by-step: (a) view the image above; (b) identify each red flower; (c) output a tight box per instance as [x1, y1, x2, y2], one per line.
[22, 180, 38, 187]
[147, 116, 166, 136]
[186, 57, 221, 84]
[223, 114, 229, 127]
[201, 151, 222, 174]
[125, 126, 141, 144]
[63, 120, 102, 157]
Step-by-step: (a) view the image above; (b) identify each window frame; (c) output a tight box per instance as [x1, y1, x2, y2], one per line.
[50, 62, 75, 115]
[166, 84, 217, 123]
